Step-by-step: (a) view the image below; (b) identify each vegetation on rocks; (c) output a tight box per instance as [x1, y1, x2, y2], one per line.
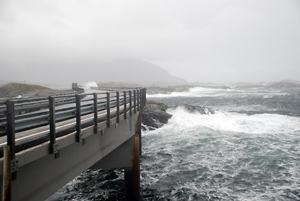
[0, 83, 74, 98]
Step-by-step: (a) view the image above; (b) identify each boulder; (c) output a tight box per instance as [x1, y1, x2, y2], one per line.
[141, 101, 215, 130]
[141, 100, 172, 130]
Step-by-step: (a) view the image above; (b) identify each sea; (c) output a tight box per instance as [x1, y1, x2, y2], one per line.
[47, 85, 300, 201]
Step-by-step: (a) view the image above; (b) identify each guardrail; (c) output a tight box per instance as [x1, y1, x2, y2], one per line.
[0, 88, 85, 118]
[0, 88, 146, 160]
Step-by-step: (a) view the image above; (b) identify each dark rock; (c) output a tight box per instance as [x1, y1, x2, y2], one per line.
[141, 100, 172, 130]
[141, 101, 215, 130]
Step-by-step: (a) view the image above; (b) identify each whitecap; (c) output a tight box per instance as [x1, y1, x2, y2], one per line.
[147, 87, 287, 99]
[160, 107, 300, 135]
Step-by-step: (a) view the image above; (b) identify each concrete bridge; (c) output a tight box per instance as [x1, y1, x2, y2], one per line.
[0, 86, 146, 201]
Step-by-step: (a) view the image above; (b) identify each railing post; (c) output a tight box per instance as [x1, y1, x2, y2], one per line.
[93, 93, 98, 134]
[116, 91, 120, 123]
[106, 92, 110, 128]
[134, 90, 136, 114]
[75, 95, 82, 143]
[141, 88, 144, 107]
[141, 88, 143, 107]
[143, 88, 147, 107]
[6, 101, 15, 158]
[6, 100, 18, 180]
[129, 90, 132, 116]
[49, 96, 59, 158]
[124, 91, 127, 120]
[140, 89, 143, 108]
[137, 90, 140, 112]
[2, 146, 12, 201]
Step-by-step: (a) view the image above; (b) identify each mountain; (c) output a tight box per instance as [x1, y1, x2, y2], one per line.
[1, 59, 186, 87]
[95, 60, 186, 85]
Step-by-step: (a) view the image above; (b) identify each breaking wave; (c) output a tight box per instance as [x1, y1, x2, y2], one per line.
[161, 107, 300, 135]
[141, 107, 300, 200]
[147, 87, 287, 98]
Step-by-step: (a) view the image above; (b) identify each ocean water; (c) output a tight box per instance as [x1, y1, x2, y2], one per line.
[48, 86, 300, 201]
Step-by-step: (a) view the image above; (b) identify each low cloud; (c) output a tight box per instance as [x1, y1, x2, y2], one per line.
[1, 0, 299, 83]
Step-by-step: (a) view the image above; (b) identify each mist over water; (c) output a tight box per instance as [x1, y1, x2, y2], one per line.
[48, 86, 300, 201]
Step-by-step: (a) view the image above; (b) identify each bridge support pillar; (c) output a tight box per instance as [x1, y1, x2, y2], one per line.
[124, 134, 140, 201]
[124, 114, 141, 201]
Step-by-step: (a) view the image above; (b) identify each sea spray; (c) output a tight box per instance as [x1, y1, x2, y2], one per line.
[78, 81, 98, 92]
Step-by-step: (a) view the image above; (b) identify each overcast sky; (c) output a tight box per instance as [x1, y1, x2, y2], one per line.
[1, 0, 300, 83]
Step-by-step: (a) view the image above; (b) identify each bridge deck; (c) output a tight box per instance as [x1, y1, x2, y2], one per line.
[0, 87, 146, 201]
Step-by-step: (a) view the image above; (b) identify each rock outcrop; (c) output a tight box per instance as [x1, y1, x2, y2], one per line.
[141, 100, 172, 130]
[141, 101, 215, 130]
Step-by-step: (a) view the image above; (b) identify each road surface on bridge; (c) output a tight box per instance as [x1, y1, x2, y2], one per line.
[0, 88, 140, 154]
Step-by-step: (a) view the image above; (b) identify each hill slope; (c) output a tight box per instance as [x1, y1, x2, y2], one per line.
[0, 83, 67, 98]
[1, 60, 186, 86]
[96, 60, 186, 85]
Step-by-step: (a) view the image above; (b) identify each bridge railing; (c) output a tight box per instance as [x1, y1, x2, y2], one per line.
[0, 88, 146, 159]
[0, 89, 84, 118]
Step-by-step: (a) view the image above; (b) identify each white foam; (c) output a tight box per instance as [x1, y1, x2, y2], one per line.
[147, 87, 229, 98]
[78, 81, 98, 92]
[147, 87, 286, 99]
[159, 107, 300, 135]
[142, 88, 300, 201]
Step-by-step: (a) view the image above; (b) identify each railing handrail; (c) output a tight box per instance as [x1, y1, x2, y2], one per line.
[1, 88, 146, 162]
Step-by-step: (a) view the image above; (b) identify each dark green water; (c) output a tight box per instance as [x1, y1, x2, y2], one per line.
[48, 87, 300, 200]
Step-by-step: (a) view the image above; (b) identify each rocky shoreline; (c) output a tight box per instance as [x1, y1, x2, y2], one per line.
[141, 100, 214, 130]
[0, 83, 75, 99]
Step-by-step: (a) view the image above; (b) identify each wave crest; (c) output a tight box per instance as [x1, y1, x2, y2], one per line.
[160, 107, 300, 135]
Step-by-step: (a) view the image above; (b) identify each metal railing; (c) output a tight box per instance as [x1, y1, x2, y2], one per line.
[0, 88, 146, 159]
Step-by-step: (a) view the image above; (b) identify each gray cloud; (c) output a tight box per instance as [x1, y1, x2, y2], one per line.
[1, 0, 299, 84]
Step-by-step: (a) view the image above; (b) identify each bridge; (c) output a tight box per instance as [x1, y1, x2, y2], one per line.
[0, 86, 146, 201]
